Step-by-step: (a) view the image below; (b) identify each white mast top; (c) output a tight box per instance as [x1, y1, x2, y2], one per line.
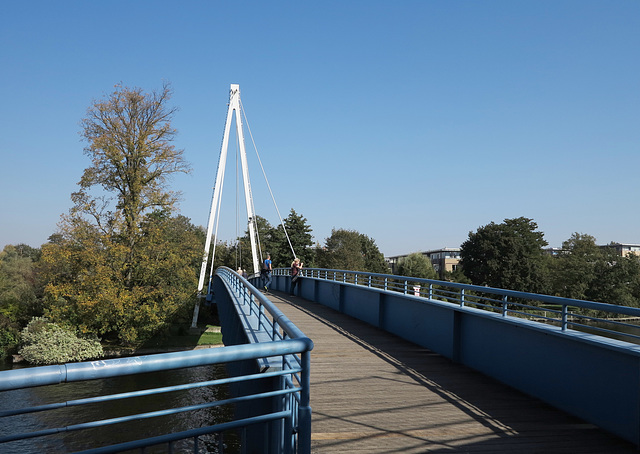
[196, 84, 260, 293]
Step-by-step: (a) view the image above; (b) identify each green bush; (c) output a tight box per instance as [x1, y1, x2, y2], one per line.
[19, 317, 103, 365]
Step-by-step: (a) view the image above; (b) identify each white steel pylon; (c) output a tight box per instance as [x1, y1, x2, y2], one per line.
[192, 84, 260, 328]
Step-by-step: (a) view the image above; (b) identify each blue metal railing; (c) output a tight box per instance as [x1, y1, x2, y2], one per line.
[274, 267, 640, 344]
[214, 266, 313, 454]
[0, 267, 313, 454]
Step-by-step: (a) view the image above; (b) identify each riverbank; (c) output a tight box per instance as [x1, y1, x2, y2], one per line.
[11, 325, 224, 364]
[100, 324, 226, 359]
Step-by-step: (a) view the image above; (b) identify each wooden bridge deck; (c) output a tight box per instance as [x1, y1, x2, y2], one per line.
[265, 291, 637, 453]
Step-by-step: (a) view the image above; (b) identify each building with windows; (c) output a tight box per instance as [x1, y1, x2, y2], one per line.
[386, 247, 461, 278]
[603, 243, 640, 257]
[545, 243, 640, 258]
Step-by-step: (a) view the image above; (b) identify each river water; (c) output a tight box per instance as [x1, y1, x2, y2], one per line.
[0, 362, 238, 453]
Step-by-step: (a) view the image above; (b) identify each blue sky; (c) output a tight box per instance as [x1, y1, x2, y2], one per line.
[1, 1, 639, 257]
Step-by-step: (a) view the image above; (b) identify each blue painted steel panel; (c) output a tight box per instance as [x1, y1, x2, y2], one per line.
[380, 293, 457, 359]
[316, 280, 341, 311]
[341, 285, 380, 326]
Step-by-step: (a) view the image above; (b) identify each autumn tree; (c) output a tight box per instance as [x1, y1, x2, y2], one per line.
[42, 84, 196, 345]
[77, 82, 190, 287]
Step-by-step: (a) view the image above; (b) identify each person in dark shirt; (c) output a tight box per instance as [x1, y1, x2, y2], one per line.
[262, 254, 272, 291]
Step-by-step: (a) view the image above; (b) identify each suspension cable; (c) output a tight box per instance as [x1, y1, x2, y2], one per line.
[240, 99, 297, 260]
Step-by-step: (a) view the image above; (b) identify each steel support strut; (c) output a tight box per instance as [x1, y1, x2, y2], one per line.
[193, 84, 261, 328]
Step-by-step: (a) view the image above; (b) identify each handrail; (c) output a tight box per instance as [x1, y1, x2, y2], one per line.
[273, 267, 640, 344]
[0, 340, 308, 392]
[0, 267, 314, 453]
[218, 267, 309, 343]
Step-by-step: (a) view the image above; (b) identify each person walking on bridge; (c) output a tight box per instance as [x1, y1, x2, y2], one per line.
[290, 258, 303, 295]
[261, 254, 272, 291]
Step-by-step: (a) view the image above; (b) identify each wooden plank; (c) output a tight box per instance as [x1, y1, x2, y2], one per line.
[267, 291, 638, 453]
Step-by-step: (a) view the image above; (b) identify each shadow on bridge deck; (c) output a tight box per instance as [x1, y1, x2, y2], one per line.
[265, 290, 637, 454]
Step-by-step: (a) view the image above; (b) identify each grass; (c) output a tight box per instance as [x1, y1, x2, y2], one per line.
[104, 325, 225, 353]
[197, 329, 223, 346]
[150, 324, 223, 349]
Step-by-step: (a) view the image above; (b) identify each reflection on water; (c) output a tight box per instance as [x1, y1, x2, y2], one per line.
[0, 361, 238, 453]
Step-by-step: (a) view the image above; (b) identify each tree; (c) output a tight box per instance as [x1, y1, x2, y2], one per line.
[0, 244, 43, 359]
[396, 253, 437, 280]
[42, 84, 197, 346]
[460, 217, 549, 293]
[233, 210, 314, 271]
[443, 268, 472, 284]
[43, 210, 203, 345]
[235, 216, 274, 273]
[133, 211, 204, 321]
[586, 252, 640, 307]
[547, 234, 640, 307]
[317, 229, 388, 273]
[549, 233, 600, 300]
[211, 240, 237, 271]
[270, 209, 314, 268]
[0, 244, 42, 324]
[77, 82, 190, 287]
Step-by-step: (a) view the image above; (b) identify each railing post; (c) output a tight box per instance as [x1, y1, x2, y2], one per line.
[562, 304, 568, 331]
[502, 295, 508, 316]
[428, 283, 433, 300]
[404, 280, 408, 295]
[460, 288, 465, 307]
[384, 277, 388, 291]
[298, 350, 312, 454]
[258, 302, 266, 334]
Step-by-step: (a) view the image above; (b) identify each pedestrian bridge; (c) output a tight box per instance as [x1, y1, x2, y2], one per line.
[2, 267, 640, 453]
